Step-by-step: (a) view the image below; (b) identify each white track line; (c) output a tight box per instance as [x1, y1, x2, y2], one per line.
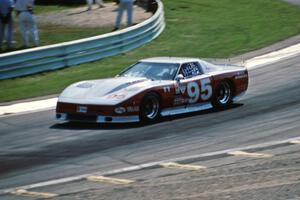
[245, 43, 300, 69]
[1, 136, 300, 196]
[1, 42, 300, 116]
[0, 98, 57, 116]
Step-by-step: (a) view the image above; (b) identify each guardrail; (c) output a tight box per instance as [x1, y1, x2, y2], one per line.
[0, 0, 165, 80]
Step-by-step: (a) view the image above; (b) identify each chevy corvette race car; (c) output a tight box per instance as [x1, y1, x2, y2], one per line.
[56, 57, 248, 123]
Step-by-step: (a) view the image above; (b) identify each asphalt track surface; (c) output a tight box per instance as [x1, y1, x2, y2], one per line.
[0, 55, 300, 199]
[283, 0, 300, 6]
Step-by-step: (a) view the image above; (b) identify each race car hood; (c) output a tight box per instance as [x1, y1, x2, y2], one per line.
[58, 77, 155, 105]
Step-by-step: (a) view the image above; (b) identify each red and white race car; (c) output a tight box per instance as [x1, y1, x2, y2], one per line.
[56, 57, 248, 123]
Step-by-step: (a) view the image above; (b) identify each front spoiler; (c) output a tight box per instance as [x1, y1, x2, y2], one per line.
[56, 113, 140, 123]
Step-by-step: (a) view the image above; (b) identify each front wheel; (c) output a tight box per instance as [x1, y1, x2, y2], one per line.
[140, 92, 161, 123]
[212, 81, 233, 109]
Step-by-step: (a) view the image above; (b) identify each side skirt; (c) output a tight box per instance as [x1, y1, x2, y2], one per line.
[160, 103, 213, 117]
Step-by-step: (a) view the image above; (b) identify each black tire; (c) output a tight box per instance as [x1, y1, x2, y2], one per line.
[212, 81, 233, 109]
[140, 92, 161, 123]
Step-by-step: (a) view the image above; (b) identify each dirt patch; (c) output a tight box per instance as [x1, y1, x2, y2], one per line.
[37, 3, 152, 28]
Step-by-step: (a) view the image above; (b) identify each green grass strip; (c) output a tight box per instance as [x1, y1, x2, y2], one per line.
[1, 0, 300, 102]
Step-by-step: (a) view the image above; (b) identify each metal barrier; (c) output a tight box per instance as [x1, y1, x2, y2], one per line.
[0, 0, 165, 80]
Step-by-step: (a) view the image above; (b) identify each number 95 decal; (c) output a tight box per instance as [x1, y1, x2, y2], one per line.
[187, 78, 212, 103]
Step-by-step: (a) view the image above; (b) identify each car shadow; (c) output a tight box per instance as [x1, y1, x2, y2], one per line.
[50, 103, 243, 130]
[51, 121, 142, 130]
[162, 103, 243, 122]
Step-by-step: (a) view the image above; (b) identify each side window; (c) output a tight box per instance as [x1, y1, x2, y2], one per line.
[180, 62, 203, 78]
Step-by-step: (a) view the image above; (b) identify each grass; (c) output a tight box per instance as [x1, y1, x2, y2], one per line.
[8, 24, 110, 49]
[1, 0, 300, 102]
[34, 5, 79, 14]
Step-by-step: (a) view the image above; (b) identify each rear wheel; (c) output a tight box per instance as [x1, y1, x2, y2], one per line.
[212, 81, 233, 109]
[140, 92, 160, 123]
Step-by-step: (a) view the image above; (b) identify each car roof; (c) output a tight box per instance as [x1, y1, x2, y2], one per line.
[140, 57, 201, 64]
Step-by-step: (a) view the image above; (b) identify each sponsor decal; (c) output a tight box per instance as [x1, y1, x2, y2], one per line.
[77, 105, 87, 113]
[115, 107, 126, 114]
[175, 83, 187, 95]
[163, 86, 171, 93]
[179, 84, 187, 94]
[235, 74, 248, 79]
[126, 79, 146, 86]
[175, 85, 181, 95]
[234, 71, 248, 79]
[76, 82, 94, 88]
[174, 96, 189, 106]
[107, 93, 127, 100]
[127, 106, 139, 112]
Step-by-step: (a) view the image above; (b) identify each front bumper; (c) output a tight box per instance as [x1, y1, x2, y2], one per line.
[56, 112, 140, 123]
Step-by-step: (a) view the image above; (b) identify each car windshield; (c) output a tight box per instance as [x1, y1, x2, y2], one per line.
[120, 62, 180, 80]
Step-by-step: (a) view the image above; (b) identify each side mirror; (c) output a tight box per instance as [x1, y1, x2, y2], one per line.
[175, 74, 184, 82]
